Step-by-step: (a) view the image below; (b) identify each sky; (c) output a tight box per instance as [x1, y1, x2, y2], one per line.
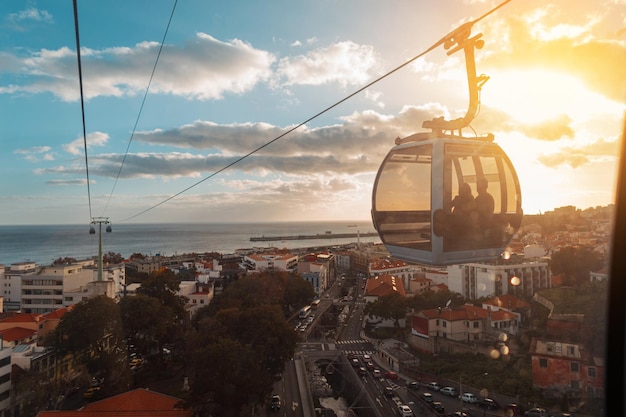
[0, 0, 624, 226]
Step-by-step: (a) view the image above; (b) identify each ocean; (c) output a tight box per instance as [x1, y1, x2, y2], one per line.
[0, 221, 381, 266]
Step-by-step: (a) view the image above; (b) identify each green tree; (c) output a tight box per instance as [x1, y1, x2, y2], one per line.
[364, 292, 407, 326]
[119, 295, 172, 356]
[47, 296, 130, 394]
[188, 305, 297, 415]
[137, 269, 187, 320]
[550, 246, 604, 287]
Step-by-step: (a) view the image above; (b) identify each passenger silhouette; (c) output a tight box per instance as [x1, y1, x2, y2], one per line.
[449, 182, 477, 248]
[475, 177, 497, 245]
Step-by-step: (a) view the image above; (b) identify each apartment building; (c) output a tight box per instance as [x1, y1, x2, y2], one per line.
[447, 259, 551, 300]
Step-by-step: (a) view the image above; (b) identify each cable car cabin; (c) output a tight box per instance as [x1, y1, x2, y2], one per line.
[372, 131, 523, 266]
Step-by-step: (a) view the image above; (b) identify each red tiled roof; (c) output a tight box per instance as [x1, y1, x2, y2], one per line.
[37, 388, 191, 417]
[0, 327, 36, 342]
[365, 273, 406, 297]
[0, 313, 42, 324]
[43, 305, 75, 321]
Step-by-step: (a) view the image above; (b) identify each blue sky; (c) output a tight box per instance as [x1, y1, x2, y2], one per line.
[0, 0, 624, 225]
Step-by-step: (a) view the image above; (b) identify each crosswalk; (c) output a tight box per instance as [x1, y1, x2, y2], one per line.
[336, 339, 376, 356]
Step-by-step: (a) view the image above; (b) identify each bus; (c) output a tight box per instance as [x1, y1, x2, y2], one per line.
[310, 299, 321, 309]
[298, 306, 311, 319]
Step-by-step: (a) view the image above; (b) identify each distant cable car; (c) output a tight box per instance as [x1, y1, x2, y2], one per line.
[371, 24, 523, 266]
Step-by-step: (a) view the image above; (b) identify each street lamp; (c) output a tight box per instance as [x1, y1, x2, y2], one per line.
[89, 217, 111, 281]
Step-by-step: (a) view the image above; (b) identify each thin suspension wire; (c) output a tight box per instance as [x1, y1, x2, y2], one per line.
[73, 0, 93, 220]
[120, 0, 512, 223]
[101, 0, 179, 216]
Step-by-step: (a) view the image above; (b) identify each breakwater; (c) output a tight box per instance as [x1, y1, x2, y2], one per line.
[250, 231, 379, 242]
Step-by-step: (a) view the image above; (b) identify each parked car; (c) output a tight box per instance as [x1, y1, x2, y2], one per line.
[421, 392, 434, 403]
[440, 386, 458, 397]
[270, 395, 281, 411]
[478, 398, 500, 410]
[397, 404, 413, 417]
[449, 412, 469, 417]
[431, 401, 445, 413]
[385, 371, 399, 380]
[460, 392, 478, 403]
[426, 381, 441, 391]
[524, 408, 549, 417]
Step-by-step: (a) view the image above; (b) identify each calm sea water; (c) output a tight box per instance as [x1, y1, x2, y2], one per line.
[0, 221, 380, 266]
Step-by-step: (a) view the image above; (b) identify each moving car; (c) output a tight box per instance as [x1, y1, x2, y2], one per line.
[431, 401, 445, 413]
[373, 369, 382, 378]
[397, 404, 413, 417]
[440, 386, 458, 397]
[270, 395, 281, 411]
[426, 381, 441, 391]
[477, 398, 500, 410]
[384, 387, 395, 398]
[421, 392, 434, 403]
[406, 381, 420, 391]
[385, 371, 399, 380]
[461, 392, 478, 403]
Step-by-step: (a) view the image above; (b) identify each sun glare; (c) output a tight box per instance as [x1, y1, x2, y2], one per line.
[483, 69, 614, 125]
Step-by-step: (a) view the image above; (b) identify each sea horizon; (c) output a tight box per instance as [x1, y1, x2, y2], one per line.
[0, 220, 380, 267]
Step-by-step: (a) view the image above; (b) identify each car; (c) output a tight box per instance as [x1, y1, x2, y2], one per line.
[270, 395, 281, 410]
[449, 412, 469, 417]
[351, 358, 360, 367]
[384, 387, 395, 398]
[426, 381, 441, 391]
[504, 403, 526, 416]
[397, 404, 413, 417]
[421, 392, 434, 403]
[363, 354, 371, 361]
[406, 381, 420, 391]
[460, 392, 478, 403]
[524, 408, 549, 417]
[384, 371, 399, 380]
[440, 386, 458, 397]
[478, 398, 500, 410]
[431, 401, 445, 413]
[373, 369, 382, 378]
[358, 366, 367, 376]
[365, 360, 375, 370]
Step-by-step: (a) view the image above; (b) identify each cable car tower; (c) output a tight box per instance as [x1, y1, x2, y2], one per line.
[371, 23, 523, 266]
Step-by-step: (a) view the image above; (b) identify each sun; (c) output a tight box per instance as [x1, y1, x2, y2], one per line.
[482, 68, 613, 125]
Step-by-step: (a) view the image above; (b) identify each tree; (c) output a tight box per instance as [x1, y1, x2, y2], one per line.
[52, 256, 77, 265]
[47, 296, 131, 394]
[137, 269, 187, 320]
[119, 295, 172, 356]
[550, 246, 604, 287]
[188, 305, 297, 415]
[103, 251, 123, 264]
[364, 292, 407, 326]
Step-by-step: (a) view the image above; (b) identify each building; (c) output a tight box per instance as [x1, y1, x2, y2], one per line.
[363, 273, 406, 303]
[2, 263, 35, 312]
[446, 259, 551, 300]
[530, 337, 604, 401]
[368, 258, 419, 291]
[409, 304, 521, 355]
[298, 252, 336, 294]
[243, 252, 298, 272]
[36, 388, 192, 417]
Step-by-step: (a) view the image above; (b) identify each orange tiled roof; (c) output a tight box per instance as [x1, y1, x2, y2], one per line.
[0, 327, 36, 342]
[43, 305, 75, 321]
[37, 388, 192, 417]
[0, 313, 42, 324]
[365, 273, 406, 297]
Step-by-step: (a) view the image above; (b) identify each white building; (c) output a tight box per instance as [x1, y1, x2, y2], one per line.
[447, 260, 551, 300]
[2, 262, 35, 312]
[243, 253, 298, 272]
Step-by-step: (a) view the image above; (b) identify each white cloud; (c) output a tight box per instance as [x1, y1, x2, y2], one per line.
[14, 146, 54, 162]
[63, 132, 109, 155]
[8, 7, 53, 24]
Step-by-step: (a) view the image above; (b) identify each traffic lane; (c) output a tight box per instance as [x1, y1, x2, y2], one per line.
[416, 388, 507, 417]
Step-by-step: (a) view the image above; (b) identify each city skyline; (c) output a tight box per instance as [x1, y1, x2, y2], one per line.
[1, 1, 624, 226]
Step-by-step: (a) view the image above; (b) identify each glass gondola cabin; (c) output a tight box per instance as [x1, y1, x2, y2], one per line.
[372, 131, 523, 266]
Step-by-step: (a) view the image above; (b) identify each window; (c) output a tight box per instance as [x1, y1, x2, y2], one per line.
[571, 362, 579, 372]
[539, 358, 548, 368]
[473, 322, 479, 328]
[588, 367, 596, 378]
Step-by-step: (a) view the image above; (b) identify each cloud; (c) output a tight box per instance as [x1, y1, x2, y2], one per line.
[14, 146, 55, 162]
[537, 137, 619, 168]
[275, 41, 380, 88]
[8, 7, 53, 24]
[36, 105, 449, 181]
[63, 132, 109, 155]
[480, 3, 626, 102]
[46, 179, 89, 186]
[1, 33, 276, 101]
